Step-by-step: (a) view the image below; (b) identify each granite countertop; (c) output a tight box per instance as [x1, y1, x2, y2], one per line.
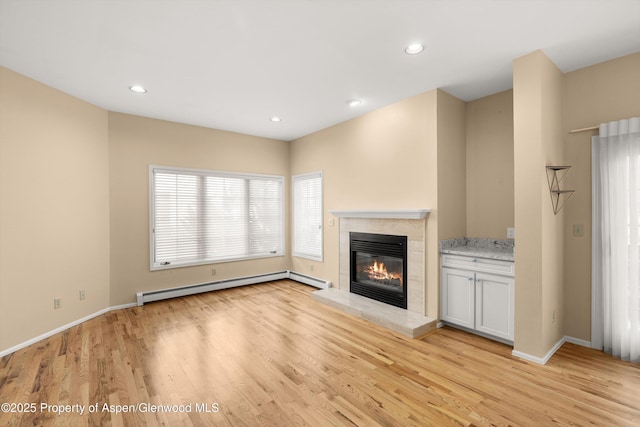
[440, 238, 514, 262]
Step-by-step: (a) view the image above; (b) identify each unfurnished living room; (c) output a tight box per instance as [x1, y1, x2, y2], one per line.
[1, 1, 640, 426]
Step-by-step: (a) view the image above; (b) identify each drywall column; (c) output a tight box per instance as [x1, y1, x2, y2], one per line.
[436, 89, 467, 240]
[512, 50, 565, 360]
[436, 90, 467, 317]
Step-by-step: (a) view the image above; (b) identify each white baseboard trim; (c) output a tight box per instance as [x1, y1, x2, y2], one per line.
[563, 335, 592, 348]
[0, 303, 137, 358]
[512, 339, 563, 365]
[511, 335, 592, 365]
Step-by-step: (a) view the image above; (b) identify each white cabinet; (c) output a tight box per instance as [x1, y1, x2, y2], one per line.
[474, 272, 514, 341]
[441, 267, 475, 329]
[441, 254, 514, 342]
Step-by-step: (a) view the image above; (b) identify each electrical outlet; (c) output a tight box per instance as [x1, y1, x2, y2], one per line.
[212, 268, 217, 276]
[573, 223, 584, 237]
[552, 309, 556, 323]
[79, 290, 86, 301]
[329, 218, 335, 226]
[310, 264, 314, 272]
[507, 227, 515, 239]
[54, 298, 61, 309]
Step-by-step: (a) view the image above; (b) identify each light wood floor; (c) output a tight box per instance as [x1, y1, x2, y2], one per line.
[1, 280, 639, 426]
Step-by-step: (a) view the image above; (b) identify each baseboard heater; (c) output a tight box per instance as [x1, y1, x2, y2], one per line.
[288, 271, 331, 289]
[136, 270, 331, 306]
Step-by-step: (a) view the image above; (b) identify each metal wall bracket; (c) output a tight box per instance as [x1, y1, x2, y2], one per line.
[546, 166, 575, 215]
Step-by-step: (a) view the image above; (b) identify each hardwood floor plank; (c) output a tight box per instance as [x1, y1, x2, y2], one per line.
[2, 280, 639, 426]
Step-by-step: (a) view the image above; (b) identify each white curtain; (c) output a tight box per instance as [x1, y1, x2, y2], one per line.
[592, 117, 640, 362]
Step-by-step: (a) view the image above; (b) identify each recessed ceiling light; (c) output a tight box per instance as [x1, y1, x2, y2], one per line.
[270, 116, 282, 122]
[129, 85, 147, 93]
[404, 43, 424, 55]
[347, 99, 363, 107]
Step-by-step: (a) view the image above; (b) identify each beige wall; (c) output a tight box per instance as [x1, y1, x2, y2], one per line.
[513, 50, 565, 358]
[108, 113, 290, 306]
[540, 53, 565, 351]
[290, 89, 467, 318]
[0, 67, 110, 351]
[466, 90, 514, 238]
[436, 90, 467, 315]
[562, 52, 640, 341]
[437, 90, 467, 240]
[290, 90, 442, 316]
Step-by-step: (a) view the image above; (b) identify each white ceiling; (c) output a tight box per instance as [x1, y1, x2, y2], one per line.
[1, 1, 639, 141]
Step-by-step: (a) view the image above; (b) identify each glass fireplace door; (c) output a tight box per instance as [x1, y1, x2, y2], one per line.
[350, 232, 407, 309]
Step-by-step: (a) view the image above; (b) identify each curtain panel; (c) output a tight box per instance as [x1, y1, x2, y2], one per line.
[592, 117, 640, 362]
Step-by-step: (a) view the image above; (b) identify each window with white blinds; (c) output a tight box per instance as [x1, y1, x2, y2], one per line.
[150, 166, 284, 269]
[292, 171, 323, 261]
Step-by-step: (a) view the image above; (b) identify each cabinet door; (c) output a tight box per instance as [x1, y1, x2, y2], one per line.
[441, 267, 475, 329]
[475, 272, 514, 341]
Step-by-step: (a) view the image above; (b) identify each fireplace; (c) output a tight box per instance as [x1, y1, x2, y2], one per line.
[350, 232, 407, 309]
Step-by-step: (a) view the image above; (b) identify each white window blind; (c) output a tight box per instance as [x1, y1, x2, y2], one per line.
[150, 166, 284, 269]
[292, 171, 323, 261]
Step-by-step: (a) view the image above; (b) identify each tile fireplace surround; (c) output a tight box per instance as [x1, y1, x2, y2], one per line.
[312, 210, 436, 338]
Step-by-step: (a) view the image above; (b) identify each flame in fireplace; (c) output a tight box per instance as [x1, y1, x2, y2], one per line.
[364, 259, 403, 286]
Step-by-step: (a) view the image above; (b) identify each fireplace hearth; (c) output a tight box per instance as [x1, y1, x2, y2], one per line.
[311, 210, 433, 338]
[350, 232, 407, 309]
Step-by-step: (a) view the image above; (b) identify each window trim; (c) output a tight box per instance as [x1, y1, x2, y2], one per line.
[292, 171, 323, 262]
[149, 165, 285, 271]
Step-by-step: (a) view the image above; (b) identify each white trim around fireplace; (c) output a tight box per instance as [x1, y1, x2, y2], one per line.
[329, 209, 430, 219]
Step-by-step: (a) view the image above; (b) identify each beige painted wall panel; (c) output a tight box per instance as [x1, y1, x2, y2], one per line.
[513, 50, 566, 359]
[437, 89, 467, 240]
[466, 90, 514, 238]
[435, 90, 467, 317]
[513, 51, 546, 358]
[0, 67, 110, 352]
[108, 113, 290, 306]
[540, 54, 565, 351]
[290, 90, 440, 317]
[562, 52, 640, 341]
